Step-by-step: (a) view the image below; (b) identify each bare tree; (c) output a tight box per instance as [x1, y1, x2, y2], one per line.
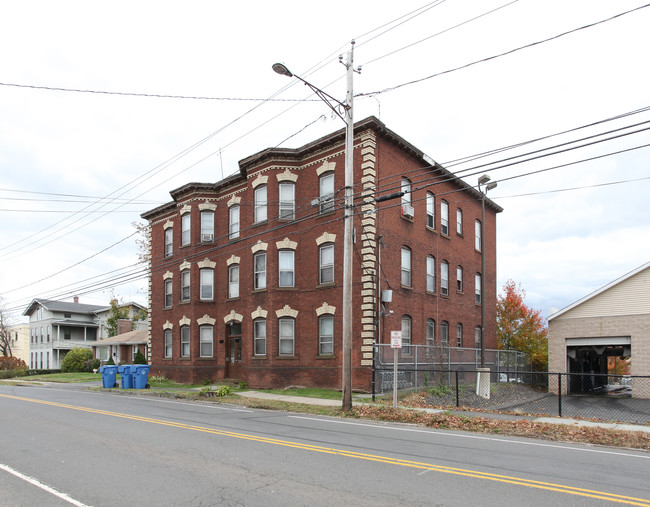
[0, 298, 14, 357]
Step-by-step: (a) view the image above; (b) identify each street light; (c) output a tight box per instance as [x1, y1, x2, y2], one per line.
[273, 44, 356, 411]
[478, 174, 497, 368]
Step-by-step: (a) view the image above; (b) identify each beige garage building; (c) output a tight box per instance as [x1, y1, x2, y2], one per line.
[548, 261, 650, 396]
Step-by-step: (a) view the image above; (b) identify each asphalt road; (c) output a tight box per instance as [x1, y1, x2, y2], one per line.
[1, 384, 649, 506]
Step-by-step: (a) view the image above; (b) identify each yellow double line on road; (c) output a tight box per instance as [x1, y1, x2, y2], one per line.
[3, 393, 649, 506]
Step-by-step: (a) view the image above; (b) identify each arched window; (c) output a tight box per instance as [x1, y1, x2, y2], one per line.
[426, 319, 435, 347]
[401, 315, 412, 354]
[319, 315, 334, 356]
[180, 326, 190, 357]
[279, 318, 295, 356]
[278, 250, 295, 287]
[319, 173, 334, 213]
[279, 182, 295, 220]
[254, 186, 267, 223]
[401, 247, 412, 287]
[181, 269, 190, 301]
[254, 319, 266, 356]
[426, 255, 435, 292]
[229, 205, 240, 240]
[319, 244, 334, 284]
[456, 323, 463, 347]
[426, 193, 435, 228]
[441, 200, 449, 235]
[228, 264, 239, 299]
[441, 260, 449, 296]
[200, 325, 213, 357]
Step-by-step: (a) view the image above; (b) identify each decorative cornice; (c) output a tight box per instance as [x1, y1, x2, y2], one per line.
[197, 258, 216, 269]
[179, 261, 191, 271]
[227, 195, 241, 207]
[179, 316, 191, 327]
[252, 174, 268, 189]
[163, 220, 174, 230]
[163, 321, 173, 330]
[251, 240, 268, 253]
[316, 302, 336, 316]
[316, 160, 336, 176]
[276, 305, 298, 318]
[251, 306, 268, 320]
[224, 310, 243, 324]
[179, 204, 192, 215]
[163, 271, 173, 280]
[197, 314, 216, 326]
[276, 169, 298, 183]
[276, 238, 297, 250]
[198, 202, 217, 211]
[316, 232, 337, 246]
[227, 255, 240, 266]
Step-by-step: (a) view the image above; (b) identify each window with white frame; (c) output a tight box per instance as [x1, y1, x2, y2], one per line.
[278, 250, 295, 287]
[319, 315, 334, 356]
[164, 329, 172, 358]
[164, 228, 173, 257]
[164, 279, 173, 307]
[200, 325, 213, 357]
[279, 182, 295, 220]
[200, 211, 214, 242]
[456, 323, 463, 347]
[229, 205, 240, 240]
[254, 186, 267, 223]
[457, 265, 463, 292]
[401, 315, 412, 354]
[475, 273, 482, 304]
[181, 269, 190, 301]
[180, 326, 190, 357]
[441, 321, 449, 343]
[426, 255, 435, 292]
[441, 200, 449, 235]
[426, 319, 435, 347]
[401, 247, 412, 286]
[254, 252, 266, 290]
[426, 192, 435, 228]
[200, 268, 213, 300]
[319, 172, 334, 213]
[456, 208, 463, 235]
[441, 260, 449, 296]
[475, 219, 482, 251]
[401, 178, 413, 216]
[319, 244, 334, 284]
[181, 213, 191, 246]
[228, 264, 239, 299]
[279, 318, 295, 355]
[254, 319, 266, 356]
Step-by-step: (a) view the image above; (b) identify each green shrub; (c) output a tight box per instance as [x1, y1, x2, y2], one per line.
[106, 356, 115, 366]
[92, 359, 100, 370]
[0, 356, 27, 371]
[61, 348, 93, 372]
[133, 349, 146, 364]
[215, 385, 232, 397]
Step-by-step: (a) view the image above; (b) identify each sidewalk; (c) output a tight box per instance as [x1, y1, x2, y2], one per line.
[237, 391, 650, 434]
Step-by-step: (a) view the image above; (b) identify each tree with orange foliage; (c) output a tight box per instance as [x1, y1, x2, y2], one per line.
[496, 280, 548, 371]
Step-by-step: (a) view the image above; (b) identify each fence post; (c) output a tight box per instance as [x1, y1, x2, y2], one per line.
[414, 346, 418, 392]
[455, 369, 460, 407]
[558, 373, 562, 417]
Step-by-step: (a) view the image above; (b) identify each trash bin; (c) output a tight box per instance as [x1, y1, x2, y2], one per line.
[132, 365, 151, 389]
[118, 365, 133, 389]
[99, 365, 118, 388]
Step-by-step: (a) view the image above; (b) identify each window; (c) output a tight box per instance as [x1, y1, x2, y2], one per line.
[279, 318, 295, 356]
[164, 228, 173, 257]
[278, 250, 295, 287]
[319, 316, 334, 355]
[456, 323, 463, 347]
[164, 329, 172, 358]
[426, 256, 435, 292]
[254, 319, 266, 356]
[441, 200, 449, 235]
[426, 319, 435, 347]
[254, 186, 267, 223]
[254, 252, 266, 290]
[457, 265, 463, 292]
[475, 219, 482, 251]
[426, 193, 435, 228]
[228, 264, 239, 299]
[200, 268, 213, 300]
[229, 205, 240, 240]
[319, 244, 334, 284]
[441, 321, 449, 344]
[475, 273, 482, 304]
[180, 326, 190, 357]
[475, 326, 482, 348]
[319, 173, 334, 213]
[181, 270, 190, 301]
[200, 325, 213, 357]
[164, 279, 173, 307]
[279, 182, 295, 220]
[441, 260, 449, 296]
[456, 208, 463, 235]
[401, 247, 411, 286]
[200, 211, 214, 242]
[401, 178, 413, 217]
[401, 316, 412, 354]
[181, 213, 191, 246]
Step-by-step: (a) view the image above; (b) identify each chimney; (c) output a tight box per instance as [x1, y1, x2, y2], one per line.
[117, 319, 132, 335]
[73, 296, 79, 304]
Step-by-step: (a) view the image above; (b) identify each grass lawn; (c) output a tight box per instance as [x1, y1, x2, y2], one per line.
[258, 388, 342, 400]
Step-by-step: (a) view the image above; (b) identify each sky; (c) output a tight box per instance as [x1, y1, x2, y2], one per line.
[1, 0, 649, 322]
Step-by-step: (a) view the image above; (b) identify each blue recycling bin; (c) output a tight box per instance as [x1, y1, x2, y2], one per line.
[118, 365, 133, 389]
[132, 365, 151, 389]
[99, 365, 118, 388]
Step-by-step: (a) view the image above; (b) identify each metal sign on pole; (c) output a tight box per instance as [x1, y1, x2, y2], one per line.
[390, 331, 402, 408]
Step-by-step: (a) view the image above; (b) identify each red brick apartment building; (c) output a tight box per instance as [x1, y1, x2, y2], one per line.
[141, 116, 501, 389]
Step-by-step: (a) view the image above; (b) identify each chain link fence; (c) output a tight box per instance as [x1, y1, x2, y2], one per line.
[373, 352, 650, 425]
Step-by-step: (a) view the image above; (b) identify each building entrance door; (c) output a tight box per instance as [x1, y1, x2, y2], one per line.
[226, 322, 242, 379]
